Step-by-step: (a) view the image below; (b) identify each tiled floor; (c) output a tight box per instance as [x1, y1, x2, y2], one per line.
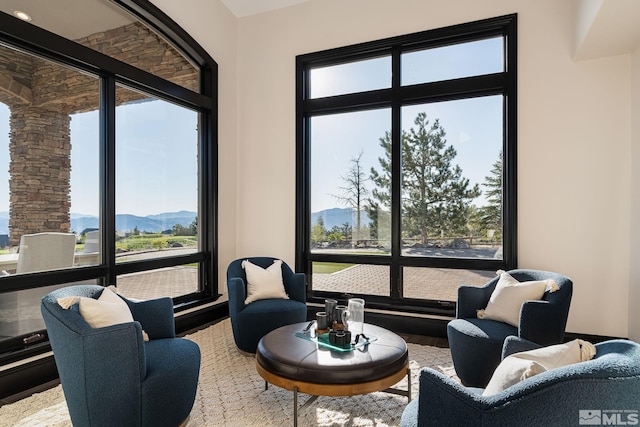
[116, 266, 199, 300]
[312, 264, 495, 301]
[117, 262, 498, 303]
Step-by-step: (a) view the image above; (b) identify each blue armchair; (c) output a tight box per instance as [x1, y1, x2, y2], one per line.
[447, 269, 572, 387]
[227, 257, 307, 353]
[401, 336, 640, 426]
[41, 285, 200, 427]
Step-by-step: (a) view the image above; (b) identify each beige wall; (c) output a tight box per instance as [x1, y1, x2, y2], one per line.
[150, 0, 238, 288]
[155, 0, 635, 338]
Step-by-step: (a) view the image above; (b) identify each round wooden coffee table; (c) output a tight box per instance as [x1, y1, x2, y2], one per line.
[256, 322, 410, 426]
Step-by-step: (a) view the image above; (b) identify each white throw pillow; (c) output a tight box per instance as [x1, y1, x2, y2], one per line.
[482, 357, 546, 396]
[57, 287, 149, 341]
[477, 270, 559, 327]
[483, 339, 596, 395]
[79, 286, 134, 328]
[242, 259, 289, 304]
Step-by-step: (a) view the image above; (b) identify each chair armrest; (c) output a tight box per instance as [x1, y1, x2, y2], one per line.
[501, 336, 542, 359]
[456, 285, 493, 319]
[417, 368, 489, 425]
[227, 277, 247, 317]
[519, 300, 568, 345]
[284, 272, 306, 304]
[417, 365, 620, 426]
[125, 297, 175, 339]
[82, 322, 147, 383]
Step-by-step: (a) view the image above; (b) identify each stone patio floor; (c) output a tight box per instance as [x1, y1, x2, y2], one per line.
[115, 264, 497, 303]
[312, 264, 496, 300]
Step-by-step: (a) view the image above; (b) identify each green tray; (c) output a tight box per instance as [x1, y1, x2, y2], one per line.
[294, 331, 377, 352]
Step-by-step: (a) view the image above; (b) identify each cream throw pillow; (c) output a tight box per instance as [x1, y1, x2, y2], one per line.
[483, 339, 596, 395]
[57, 287, 149, 341]
[477, 270, 559, 327]
[242, 259, 289, 304]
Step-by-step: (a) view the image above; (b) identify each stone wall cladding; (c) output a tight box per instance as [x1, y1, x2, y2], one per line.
[9, 107, 71, 243]
[73, 21, 198, 98]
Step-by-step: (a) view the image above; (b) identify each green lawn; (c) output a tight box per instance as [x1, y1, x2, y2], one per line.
[312, 262, 355, 274]
[116, 234, 197, 252]
[2, 233, 198, 254]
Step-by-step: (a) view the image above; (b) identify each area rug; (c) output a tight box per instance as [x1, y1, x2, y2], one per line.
[0, 319, 456, 426]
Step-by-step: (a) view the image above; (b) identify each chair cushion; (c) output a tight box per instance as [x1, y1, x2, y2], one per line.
[483, 339, 597, 395]
[235, 298, 307, 353]
[243, 259, 289, 304]
[477, 270, 558, 327]
[447, 318, 518, 387]
[449, 317, 517, 342]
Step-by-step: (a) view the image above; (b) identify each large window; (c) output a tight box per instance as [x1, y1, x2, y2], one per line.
[0, 1, 217, 357]
[296, 15, 516, 312]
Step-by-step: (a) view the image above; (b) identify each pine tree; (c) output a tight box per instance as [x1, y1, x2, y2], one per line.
[480, 151, 502, 240]
[370, 112, 480, 244]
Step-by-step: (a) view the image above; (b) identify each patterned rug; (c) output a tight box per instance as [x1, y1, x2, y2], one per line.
[0, 319, 456, 426]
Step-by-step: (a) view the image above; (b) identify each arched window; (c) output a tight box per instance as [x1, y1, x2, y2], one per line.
[0, 0, 217, 360]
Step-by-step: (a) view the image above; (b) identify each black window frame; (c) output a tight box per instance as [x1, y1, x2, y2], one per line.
[296, 14, 517, 314]
[0, 0, 218, 360]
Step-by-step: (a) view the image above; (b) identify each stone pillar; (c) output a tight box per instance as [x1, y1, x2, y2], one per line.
[8, 106, 71, 246]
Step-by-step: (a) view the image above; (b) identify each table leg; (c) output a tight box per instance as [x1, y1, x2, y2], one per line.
[381, 367, 412, 401]
[293, 386, 298, 427]
[292, 387, 318, 426]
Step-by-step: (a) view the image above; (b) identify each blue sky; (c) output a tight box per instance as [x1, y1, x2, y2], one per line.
[310, 37, 504, 212]
[0, 99, 198, 217]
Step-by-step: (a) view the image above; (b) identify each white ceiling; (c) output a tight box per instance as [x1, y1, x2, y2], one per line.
[0, 0, 133, 40]
[0, 0, 311, 38]
[219, 0, 311, 18]
[1, 0, 638, 60]
[574, 0, 640, 61]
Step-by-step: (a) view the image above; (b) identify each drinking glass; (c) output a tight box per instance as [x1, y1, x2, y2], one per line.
[347, 298, 365, 335]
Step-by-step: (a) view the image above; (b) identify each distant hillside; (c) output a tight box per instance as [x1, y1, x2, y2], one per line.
[75, 211, 197, 233]
[311, 207, 371, 230]
[0, 211, 197, 234]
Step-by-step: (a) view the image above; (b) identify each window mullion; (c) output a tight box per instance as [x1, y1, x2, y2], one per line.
[390, 47, 402, 300]
[101, 75, 117, 286]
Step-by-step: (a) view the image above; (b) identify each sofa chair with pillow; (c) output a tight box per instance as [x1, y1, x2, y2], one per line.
[41, 285, 200, 427]
[401, 336, 640, 427]
[227, 257, 307, 353]
[447, 269, 573, 387]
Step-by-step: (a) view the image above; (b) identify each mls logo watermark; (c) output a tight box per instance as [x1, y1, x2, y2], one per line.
[579, 410, 639, 425]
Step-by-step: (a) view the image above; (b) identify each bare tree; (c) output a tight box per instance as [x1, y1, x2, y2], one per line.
[332, 151, 369, 243]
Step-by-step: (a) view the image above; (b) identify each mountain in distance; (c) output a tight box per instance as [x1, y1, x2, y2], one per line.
[0, 211, 197, 235]
[311, 207, 371, 230]
[0, 209, 361, 234]
[73, 210, 197, 233]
